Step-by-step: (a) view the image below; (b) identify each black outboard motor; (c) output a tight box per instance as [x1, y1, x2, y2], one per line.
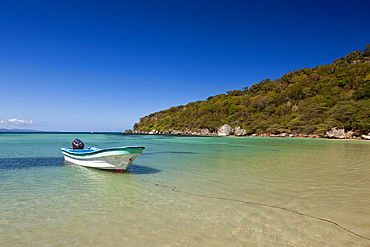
[72, 138, 84, 149]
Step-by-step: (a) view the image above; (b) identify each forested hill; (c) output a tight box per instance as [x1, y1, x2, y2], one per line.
[134, 44, 370, 136]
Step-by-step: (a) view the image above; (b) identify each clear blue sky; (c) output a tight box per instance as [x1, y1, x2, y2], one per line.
[1, 0, 369, 132]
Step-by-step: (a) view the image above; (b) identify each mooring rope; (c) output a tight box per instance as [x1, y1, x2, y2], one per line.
[134, 178, 368, 241]
[153, 183, 370, 241]
[130, 166, 369, 241]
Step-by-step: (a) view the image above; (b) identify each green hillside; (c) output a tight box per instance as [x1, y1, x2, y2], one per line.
[134, 44, 370, 136]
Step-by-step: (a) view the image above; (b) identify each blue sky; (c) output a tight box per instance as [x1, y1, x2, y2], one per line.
[1, 0, 369, 132]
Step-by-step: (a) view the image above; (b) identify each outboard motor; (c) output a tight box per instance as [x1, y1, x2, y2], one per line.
[72, 138, 84, 149]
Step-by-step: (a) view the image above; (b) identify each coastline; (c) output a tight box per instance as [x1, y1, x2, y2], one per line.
[125, 128, 370, 141]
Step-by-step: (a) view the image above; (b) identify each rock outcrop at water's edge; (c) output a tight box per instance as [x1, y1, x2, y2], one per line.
[325, 128, 350, 139]
[125, 124, 368, 140]
[217, 124, 232, 136]
[362, 132, 370, 140]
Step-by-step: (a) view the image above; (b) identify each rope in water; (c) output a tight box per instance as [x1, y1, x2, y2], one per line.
[152, 183, 370, 241]
[130, 166, 369, 241]
[134, 175, 368, 241]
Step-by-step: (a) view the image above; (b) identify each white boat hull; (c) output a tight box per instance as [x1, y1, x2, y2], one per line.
[61, 147, 145, 172]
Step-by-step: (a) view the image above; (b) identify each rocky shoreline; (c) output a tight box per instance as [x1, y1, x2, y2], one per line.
[126, 124, 370, 140]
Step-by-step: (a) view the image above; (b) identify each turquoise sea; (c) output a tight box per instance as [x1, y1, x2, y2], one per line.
[1, 133, 369, 246]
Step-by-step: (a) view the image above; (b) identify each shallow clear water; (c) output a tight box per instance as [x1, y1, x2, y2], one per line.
[0, 133, 369, 246]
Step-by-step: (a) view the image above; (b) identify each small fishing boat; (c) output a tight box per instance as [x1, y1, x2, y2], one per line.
[61, 139, 145, 172]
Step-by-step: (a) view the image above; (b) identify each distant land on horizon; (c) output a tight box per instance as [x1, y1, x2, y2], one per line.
[0, 128, 47, 132]
[0, 129, 126, 133]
